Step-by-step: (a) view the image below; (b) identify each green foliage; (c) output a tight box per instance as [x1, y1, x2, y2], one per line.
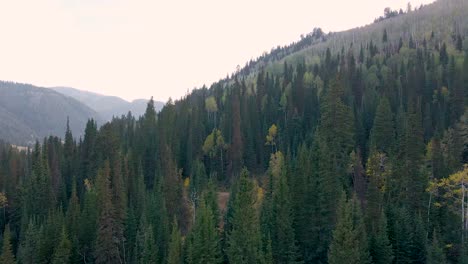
[369, 212, 393, 264]
[427, 231, 447, 264]
[186, 199, 221, 264]
[95, 162, 121, 264]
[328, 192, 370, 264]
[142, 225, 159, 264]
[370, 97, 394, 153]
[51, 227, 72, 264]
[227, 169, 263, 264]
[0, 225, 15, 264]
[167, 219, 183, 264]
[268, 152, 300, 263]
[18, 220, 39, 264]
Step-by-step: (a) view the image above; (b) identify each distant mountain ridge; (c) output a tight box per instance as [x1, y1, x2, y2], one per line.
[0, 81, 102, 145]
[51, 86, 164, 121]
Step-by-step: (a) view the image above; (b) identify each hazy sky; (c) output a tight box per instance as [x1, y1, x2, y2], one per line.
[0, 0, 435, 102]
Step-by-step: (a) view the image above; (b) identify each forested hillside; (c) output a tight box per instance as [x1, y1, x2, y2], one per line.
[0, 0, 467, 263]
[0, 82, 102, 145]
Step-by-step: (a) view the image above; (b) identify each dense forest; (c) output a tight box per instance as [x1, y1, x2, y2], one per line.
[0, 0, 468, 263]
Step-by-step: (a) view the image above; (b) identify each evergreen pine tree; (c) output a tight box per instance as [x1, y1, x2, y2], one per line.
[18, 220, 39, 264]
[95, 162, 120, 264]
[427, 231, 447, 264]
[328, 192, 370, 264]
[404, 102, 425, 210]
[0, 224, 15, 264]
[186, 199, 221, 264]
[464, 52, 468, 104]
[263, 235, 273, 264]
[78, 182, 98, 264]
[51, 227, 72, 264]
[382, 29, 388, 43]
[369, 211, 393, 264]
[66, 183, 80, 239]
[142, 225, 159, 264]
[316, 76, 355, 260]
[167, 219, 183, 264]
[370, 97, 395, 153]
[227, 168, 263, 263]
[270, 153, 300, 263]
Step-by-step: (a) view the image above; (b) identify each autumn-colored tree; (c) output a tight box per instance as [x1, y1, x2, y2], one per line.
[265, 124, 278, 153]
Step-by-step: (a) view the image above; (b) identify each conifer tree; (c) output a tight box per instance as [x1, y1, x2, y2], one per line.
[111, 157, 127, 257]
[382, 29, 388, 43]
[66, 183, 80, 239]
[292, 144, 320, 262]
[328, 192, 370, 264]
[426, 231, 447, 264]
[167, 219, 183, 264]
[186, 199, 220, 264]
[37, 208, 64, 264]
[230, 84, 243, 178]
[0, 224, 15, 264]
[63, 117, 75, 199]
[148, 177, 170, 261]
[227, 168, 263, 263]
[18, 220, 39, 264]
[264, 236, 274, 264]
[316, 76, 355, 259]
[366, 150, 391, 227]
[52, 227, 72, 264]
[140, 97, 158, 189]
[142, 225, 159, 264]
[95, 162, 120, 264]
[270, 153, 300, 263]
[370, 97, 395, 153]
[404, 102, 425, 209]
[78, 181, 98, 263]
[464, 52, 468, 103]
[369, 211, 393, 264]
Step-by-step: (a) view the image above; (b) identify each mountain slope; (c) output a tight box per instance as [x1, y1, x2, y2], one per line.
[51, 86, 164, 120]
[238, 0, 468, 79]
[0, 81, 102, 145]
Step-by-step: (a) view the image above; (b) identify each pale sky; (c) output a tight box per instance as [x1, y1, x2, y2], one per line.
[0, 0, 435, 102]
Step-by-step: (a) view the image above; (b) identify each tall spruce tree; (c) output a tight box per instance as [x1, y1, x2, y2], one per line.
[426, 231, 447, 264]
[370, 97, 395, 153]
[51, 227, 72, 264]
[227, 168, 263, 263]
[328, 192, 370, 264]
[292, 144, 320, 263]
[95, 162, 120, 264]
[270, 152, 300, 263]
[369, 211, 393, 264]
[18, 220, 39, 264]
[0, 224, 15, 264]
[167, 219, 183, 264]
[186, 199, 221, 264]
[316, 76, 355, 261]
